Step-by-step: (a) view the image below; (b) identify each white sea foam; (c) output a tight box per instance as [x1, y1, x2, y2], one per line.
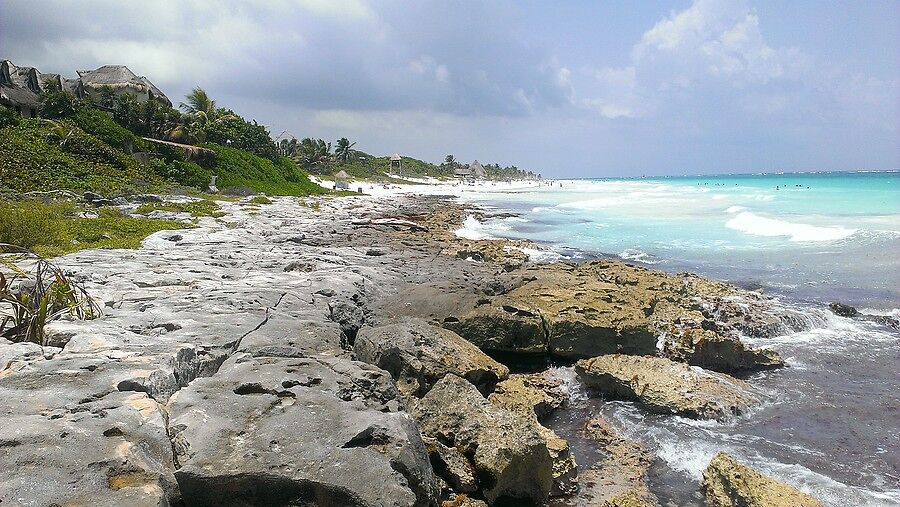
[619, 248, 661, 264]
[454, 215, 495, 240]
[516, 247, 568, 263]
[725, 211, 857, 242]
[725, 205, 746, 214]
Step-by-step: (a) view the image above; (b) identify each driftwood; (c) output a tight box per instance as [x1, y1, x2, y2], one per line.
[351, 218, 428, 232]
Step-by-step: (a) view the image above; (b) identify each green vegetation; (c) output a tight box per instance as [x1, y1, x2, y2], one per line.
[209, 144, 325, 196]
[0, 200, 185, 257]
[135, 199, 224, 217]
[1, 250, 100, 346]
[0, 118, 161, 194]
[248, 195, 273, 205]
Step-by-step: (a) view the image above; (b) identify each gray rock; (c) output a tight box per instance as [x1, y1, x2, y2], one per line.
[354, 318, 509, 397]
[168, 354, 439, 506]
[412, 374, 553, 505]
[422, 437, 477, 493]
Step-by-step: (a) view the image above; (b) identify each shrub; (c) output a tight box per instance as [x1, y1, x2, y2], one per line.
[202, 111, 278, 160]
[135, 199, 223, 217]
[70, 107, 144, 152]
[0, 106, 19, 129]
[248, 195, 272, 205]
[0, 250, 100, 346]
[207, 143, 324, 196]
[151, 159, 211, 189]
[0, 119, 161, 194]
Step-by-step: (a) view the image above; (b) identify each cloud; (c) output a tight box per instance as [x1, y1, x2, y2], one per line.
[580, 0, 896, 133]
[0, 0, 570, 118]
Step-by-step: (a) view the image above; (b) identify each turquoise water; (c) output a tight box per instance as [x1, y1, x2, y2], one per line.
[458, 171, 900, 308]
[452, 171, 900, 506]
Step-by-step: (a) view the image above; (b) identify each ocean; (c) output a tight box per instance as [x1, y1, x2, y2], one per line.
[451, 171, 900, 506]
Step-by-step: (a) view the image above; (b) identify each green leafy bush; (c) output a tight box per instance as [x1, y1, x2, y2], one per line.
[135, 199, 223, 217]
[150, 159, 211, 189]
[207, 143, 324, 196]
[202, 110, 278, 160]
[0, 106, 19, 129]
[0, 119, 161, 194]
[70, 107, 145, 152]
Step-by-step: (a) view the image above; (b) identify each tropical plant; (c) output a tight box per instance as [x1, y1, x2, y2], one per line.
[293, 138, 332, 173]
[180, 87, 218, 122]
[39, 88, 78, 119]
[444, 154, 456, 166]
[0, 247, 100, 346]
[334, 137, 356, 164]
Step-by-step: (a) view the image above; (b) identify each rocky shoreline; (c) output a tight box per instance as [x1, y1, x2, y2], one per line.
[0, 194, 822, 506]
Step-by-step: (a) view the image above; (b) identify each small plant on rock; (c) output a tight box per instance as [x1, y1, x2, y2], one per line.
[0, 246, 99, 345]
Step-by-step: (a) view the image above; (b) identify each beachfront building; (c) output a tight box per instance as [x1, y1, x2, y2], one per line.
[77, 65, 171, 107]
[469, 160, 487, 179]
[1, 59, 170, 116]
[334, 169, 351, 190]
[1, 60, 42, 117]
[454, 166, 473, 179]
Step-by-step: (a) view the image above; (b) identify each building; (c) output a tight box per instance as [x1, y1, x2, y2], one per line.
[334, 170, 351, 190]
[1, 60, 40, 117]
[468, 160, 487, 179]
[1, 59, 171, 117]
[454, 166, 472, 179]
[77, 65, 171, 107]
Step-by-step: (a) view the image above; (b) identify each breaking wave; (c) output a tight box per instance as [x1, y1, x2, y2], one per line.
[725, 211, 857, 242]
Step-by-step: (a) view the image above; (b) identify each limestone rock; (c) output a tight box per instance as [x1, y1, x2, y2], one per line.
[575, 355, 759, 420]
[412, 374, 553, 505]
[577, 417, 657, 507]
[702, 452, 821, 507]
[354, 318, 509, 397]
[423, 437, 478, 493]
[444, 301, 548, 356]
[660, 328, 783, 373]
[488, 374, 577, 496]
[168, 354, 439, 506]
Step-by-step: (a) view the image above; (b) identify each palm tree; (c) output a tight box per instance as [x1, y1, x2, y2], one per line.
[444, 154, 456, 166]
[293, 138, 332, 173]
[180, 87, 218, 123]
[334, 137, 356, 164]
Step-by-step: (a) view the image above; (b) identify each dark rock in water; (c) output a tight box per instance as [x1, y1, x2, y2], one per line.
[168, 354, 439, 507]
[283, 260, 316, 272]
[829, 302, 859, 317]
[354, 318, 509, 397]
[366, 247, 388, 256]
[865, 314, 899, 329]
[575, 354, 760, 420]
[412, 374, 553, 505]
[702, 452, 821, 507]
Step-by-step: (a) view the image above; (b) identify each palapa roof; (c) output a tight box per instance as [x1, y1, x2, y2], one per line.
[468, 160, 486, 177]
[454, 167, 472, 176]
[390, 153, 402, 161]
[0, 60, 39, 107]
[334, 170, 351, 179]
[78, 65, 171, 106]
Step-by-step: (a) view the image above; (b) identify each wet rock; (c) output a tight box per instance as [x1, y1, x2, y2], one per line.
[354, 318, 509, 397]
[488, 374, 577, 497]
[702, 452, 821, 507]
[568, 417, 658, 507]
[660, 328, 783, 373]
[828, 302, 858, 317]
[412, 374, 553, 505]
[168, 354, 439, 506]
[575, 355, 759, 420]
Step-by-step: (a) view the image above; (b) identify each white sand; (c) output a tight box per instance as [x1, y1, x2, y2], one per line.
[310, 175, 552, 199]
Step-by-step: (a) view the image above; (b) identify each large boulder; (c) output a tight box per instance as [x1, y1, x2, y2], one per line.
[167, 354, 439, 507]
[575, 355, 759, 420]
[702, 452, 821, 507]
[488, 374, 577, 497]
[444, 302, 548, 356]
[660, 328, 783, 373]
[412, 374, 553, 505]
[354, 318, 509, 397]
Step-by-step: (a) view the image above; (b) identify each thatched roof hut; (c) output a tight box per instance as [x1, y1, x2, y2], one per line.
[77, 65, 171, 106]
[0, 60, 39, 116]
[334, 170, 351, 180]
[468, 160, 486, 179]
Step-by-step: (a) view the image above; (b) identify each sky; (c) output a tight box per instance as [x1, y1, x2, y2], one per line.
[1, 0, 898, 177]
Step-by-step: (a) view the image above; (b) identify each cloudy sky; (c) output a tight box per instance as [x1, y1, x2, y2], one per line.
[2, 0, 898, 177]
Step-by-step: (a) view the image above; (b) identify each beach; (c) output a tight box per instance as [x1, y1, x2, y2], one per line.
[1, 179, 897, 506]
